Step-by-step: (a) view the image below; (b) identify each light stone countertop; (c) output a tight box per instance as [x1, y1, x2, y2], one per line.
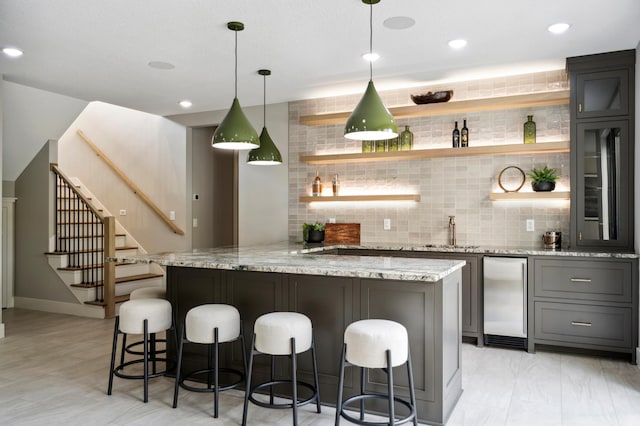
[109, 242, 466, 282]
[108, 241, 638, 283]
[301, 243, 639, 259]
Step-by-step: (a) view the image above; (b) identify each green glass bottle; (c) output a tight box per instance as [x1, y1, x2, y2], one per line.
[375, 139, 387, 152]
[523, 115, 536, 144]
[387, 137, 399, 152]
[362, 140, 374, 152]
[400, 125, 413, 151]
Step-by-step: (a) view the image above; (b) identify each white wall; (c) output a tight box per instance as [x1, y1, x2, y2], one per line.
[2, 81, 88, 181]
[167, 102, 289, 246]
[58, 102, 189, 253]
[0, 76, 4, 337]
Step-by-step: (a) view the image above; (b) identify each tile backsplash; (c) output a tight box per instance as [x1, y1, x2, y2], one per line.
[288, 70, 571, 249]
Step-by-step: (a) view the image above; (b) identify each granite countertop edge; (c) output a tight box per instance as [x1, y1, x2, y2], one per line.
[107, 242, 638, 283]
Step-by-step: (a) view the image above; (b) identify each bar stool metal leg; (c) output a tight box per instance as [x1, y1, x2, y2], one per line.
[172, 327, 186, 408]
[214, 327, 220, 418]
[386, 349, 395, 425]
[311, 336, 321, 413]
[335, 343, 346, 426]
[407, 347, 418, 426]
[290, 337, 298, 426]
[107, 316, 120, 396]
[143, 319, 149, 403]
[242, 334, 256, 426]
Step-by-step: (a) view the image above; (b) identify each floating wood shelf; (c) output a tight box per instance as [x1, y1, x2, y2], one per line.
[300, 141, 570, 165]
[299, 90, 570, 126]
[489, 191, 570, 201]
[299, 194, 420, 203]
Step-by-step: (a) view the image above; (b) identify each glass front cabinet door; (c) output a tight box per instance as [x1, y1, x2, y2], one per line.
[575, 120, 631, 249]
[575, 69, 629, 119]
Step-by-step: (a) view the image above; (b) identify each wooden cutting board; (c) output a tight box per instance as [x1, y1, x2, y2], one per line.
[324, 223, 360, 245]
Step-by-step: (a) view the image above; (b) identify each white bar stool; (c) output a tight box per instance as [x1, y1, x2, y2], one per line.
[125, 286, 167, 356]
[335, 319, 418, 426]
[107, 298, 175, 403]
[242, 312, 321, 426]
[172, 304, 247, 418]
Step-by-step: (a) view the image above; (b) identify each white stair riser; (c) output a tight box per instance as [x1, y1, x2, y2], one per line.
[115, 263, 153, 277]
[57, 269, 102, 286]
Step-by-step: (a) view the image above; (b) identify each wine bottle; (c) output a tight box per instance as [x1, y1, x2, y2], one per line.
[523, 115, 536, 144]
[461, 119, 469, 147]
[452, 121, 460, 148]
[312, 170, 322, 196]
[400, 125, 413, 151]
[332, 174, 340, 196]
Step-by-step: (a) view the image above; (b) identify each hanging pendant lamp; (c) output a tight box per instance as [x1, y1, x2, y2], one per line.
[344, 0, 397, 141]
[247, 69, 283, 165]
[212, 21, 259, 150]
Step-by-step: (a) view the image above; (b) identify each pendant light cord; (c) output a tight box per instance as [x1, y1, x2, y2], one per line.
[234, 30, 238, 98]
[263, 73, 266, 127]
[369, 1, 373, 81]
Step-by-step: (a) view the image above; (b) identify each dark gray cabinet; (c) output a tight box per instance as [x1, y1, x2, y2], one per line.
[529, 257, 638, 362]
[333, 248, 482, 345]
[567, 50, 635, 251]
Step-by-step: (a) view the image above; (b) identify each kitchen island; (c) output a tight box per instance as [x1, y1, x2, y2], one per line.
[111, 242, 465, 425]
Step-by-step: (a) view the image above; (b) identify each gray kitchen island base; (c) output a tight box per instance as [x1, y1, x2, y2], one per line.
[166, 266, 463, 425]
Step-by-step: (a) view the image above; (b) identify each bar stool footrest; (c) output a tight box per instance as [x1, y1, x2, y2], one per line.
[179, 367, 245, 393]
[125, 339, 167, 356]
[248, 379, 318, 409]
[339, 393, 416, 426]
[113, 358, 175, 380]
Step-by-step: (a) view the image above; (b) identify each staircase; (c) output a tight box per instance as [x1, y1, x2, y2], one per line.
[46, 165, 165, 318]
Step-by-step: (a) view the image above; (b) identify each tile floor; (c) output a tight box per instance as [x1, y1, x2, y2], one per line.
[1, 308, 639, 425]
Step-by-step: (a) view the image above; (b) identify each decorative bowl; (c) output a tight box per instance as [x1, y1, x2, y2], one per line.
[410, 90, 453, 105]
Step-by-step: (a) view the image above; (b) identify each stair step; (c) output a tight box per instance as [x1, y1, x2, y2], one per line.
[59, 260, 140, 271]
[71, 273, 164, 288]
[47, 245, 138, 256]
[85, 295, 129, 306]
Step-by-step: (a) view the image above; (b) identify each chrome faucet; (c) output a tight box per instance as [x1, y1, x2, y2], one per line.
[448, 216, 456, 246]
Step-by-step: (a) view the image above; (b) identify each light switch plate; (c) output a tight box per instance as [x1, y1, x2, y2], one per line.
[119, 209, 126, 216]
[383, 218, 391, 230]
[526, 219, 535, 232]
[169, 211, 175, 221]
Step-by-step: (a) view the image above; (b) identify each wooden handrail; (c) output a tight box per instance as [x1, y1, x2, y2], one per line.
[103, 216, 117, 319]
[76, 129, 185, 235]
[50, 163, 104, 220]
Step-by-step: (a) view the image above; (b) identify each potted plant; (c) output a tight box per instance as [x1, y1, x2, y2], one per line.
[303, 222, 325, 243]
[528, 166, 559, 192]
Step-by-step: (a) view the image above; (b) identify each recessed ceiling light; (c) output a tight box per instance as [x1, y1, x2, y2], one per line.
[148, 61, 175, 70]
[362, 52, 380, 62]
[448, 39, 467, 49]
[2, 47, 23, 58]
[383, 16, 415, 30]
[547, 22, 571, 34]
[179, 100, 192, 108]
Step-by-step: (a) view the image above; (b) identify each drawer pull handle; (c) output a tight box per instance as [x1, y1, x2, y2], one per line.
[570, 278, 592, 283]
[571, 321, 592, 327]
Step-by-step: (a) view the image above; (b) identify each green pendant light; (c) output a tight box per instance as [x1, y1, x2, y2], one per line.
[212, 22, 259, 150]
[247, 69, 283, 165]
[344, 0, 397, 141]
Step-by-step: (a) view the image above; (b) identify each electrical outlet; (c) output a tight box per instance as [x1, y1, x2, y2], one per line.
[119, 209, 126, 216]
[193, 194, 199, 201]
[328, 218, 336, 223]
[383, 218, 391, 230]
[169, 211, 175, 221]
[192, 218, 198, 228]
[526, 219, 535, 232]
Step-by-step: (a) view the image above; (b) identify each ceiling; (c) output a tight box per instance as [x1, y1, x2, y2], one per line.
[1, 0, 639, 117]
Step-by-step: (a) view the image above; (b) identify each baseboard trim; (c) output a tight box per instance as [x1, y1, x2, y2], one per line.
[0, 323, 5, 338]
[636, 348, 640, 368]
[14, 297, 105, 319]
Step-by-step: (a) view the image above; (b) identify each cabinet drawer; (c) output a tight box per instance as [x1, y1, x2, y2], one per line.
[534, 302, 632, 348]
[534, 259, 631, 302]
